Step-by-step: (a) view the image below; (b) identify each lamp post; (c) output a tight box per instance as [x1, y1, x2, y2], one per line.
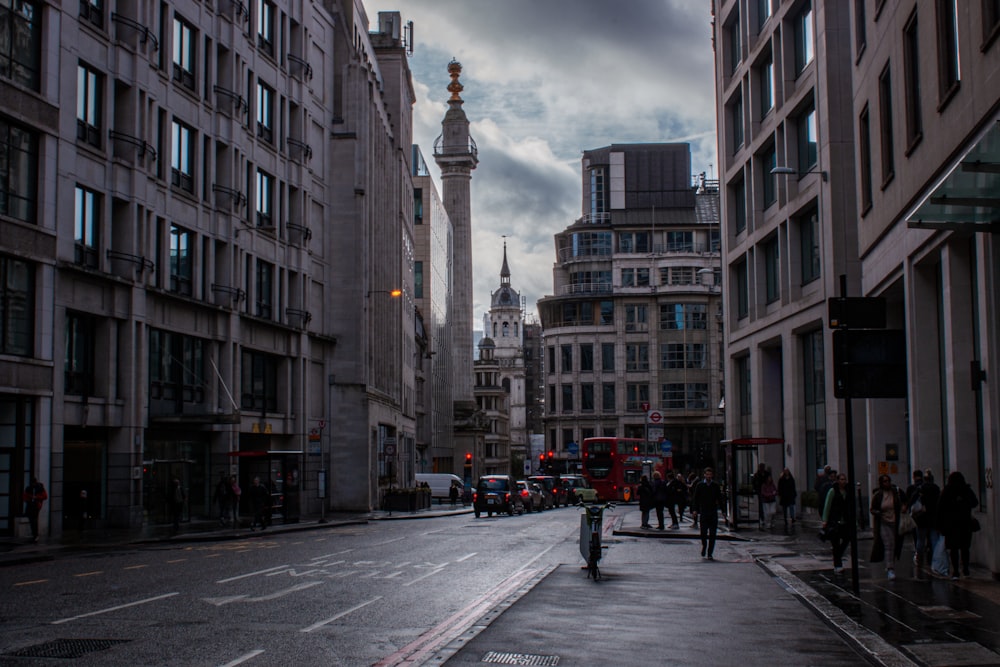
[771, 165, 829, 181]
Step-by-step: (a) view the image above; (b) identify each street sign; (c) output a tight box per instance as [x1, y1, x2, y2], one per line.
[646, 410, 663, 424]
[661, 440, 673, 454]
[828, 296, 887, 329]
[567, 441, 579, 455]
[384, 442, 397, 456]
[647, 426, 663, 441]
[641, 402, 650, 412]
[832, 329, 907, 398]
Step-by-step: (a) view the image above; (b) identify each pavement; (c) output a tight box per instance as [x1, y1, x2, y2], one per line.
[3, 505, 999, 667]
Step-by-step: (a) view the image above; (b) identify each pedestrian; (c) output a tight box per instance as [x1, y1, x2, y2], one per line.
[77, 489, 89, 531]
[904, 469, 925, 571]
[249, 476, 271, 531]
[760, 471, 778, 529]
[449, 481, 459, 507]
[869, 474, 904, 581]
[936, 470, 979, 580]
[821, 473, 851, 574]
[666, 471, 687, 528]
[691, 467, 726, 560]
[652, 471, 668, 530]
[913, 469, 941, 574]
[751, 462, 768, 528]
[778, 468, 797, 530]
[817, 466, 837, 511]
[213, 473, 232, 525]
[637, 474, 654, 529]
[21, 477, 48, 542]
[229, 475, 241, 526]
[168, 478, 186, 532]
[686, 472, 698, 527]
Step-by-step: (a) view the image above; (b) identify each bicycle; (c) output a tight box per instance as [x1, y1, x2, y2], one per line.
[579, 501, 615, 581]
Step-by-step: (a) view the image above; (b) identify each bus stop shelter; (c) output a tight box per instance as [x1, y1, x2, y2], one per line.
[721, 437, 784, 531]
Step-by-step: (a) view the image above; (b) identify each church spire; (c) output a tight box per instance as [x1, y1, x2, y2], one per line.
[500, 238, 511, 286]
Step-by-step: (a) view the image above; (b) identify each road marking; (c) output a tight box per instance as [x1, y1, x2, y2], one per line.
[14, 579, 48, 586]
[402, 566, 446, 587]
[300, 596, 382, 633]
[250, 581, 323, 601]
[455, 553, 477, 562]
[74, 571, 102, 577]
[371, 536, 407, 547]
[219, 649, 265, 666]
[51, 592, 179, 625]
[167, 558, 187, 563]
[217, 565, 289, 584]
[204, 553, 222, 558]
[124, 564, 148, 570]
[202, 595, 248, 606]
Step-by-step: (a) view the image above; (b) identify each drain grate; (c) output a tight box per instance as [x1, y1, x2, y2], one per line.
[5, 638, 130, 659]
[481, 651, 559, 665]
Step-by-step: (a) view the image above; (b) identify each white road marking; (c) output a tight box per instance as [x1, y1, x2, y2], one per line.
[249, 581, 323, 601]
[402, 566, 446, 587]
[218, 649, 265, 666]
[300, 596, 382, 633]
[455, 553, 476, 562]
[51, 592, 179, 625]
[216, 565, 290, 584]
[202, 595, 248, 606]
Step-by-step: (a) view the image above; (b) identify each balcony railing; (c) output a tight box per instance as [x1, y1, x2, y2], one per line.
[110, 12, 160, 51]
[213, 85, 249, 117]
[109, 129, 157, 164]
[560, 283, 613, 296]
[211, 283, 246, 307]
[286, 137, 312, 162]
[286, 222, 312, 243]
[219, 0, 249, 23]
[287, 53, 313, 81]
[285, 308, 312, 328]
[433, 134, 478, 158]
[106, 249, 154, 278]
[212, 183, 247, 211]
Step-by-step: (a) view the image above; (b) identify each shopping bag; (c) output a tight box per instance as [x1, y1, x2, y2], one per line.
[931, 535, 950, 576]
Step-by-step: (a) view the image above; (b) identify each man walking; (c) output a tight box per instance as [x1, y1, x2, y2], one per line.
[22, 477, 48, 542]
[691, 467, 726, 560]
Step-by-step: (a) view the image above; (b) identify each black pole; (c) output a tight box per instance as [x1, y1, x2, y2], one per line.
[840, 274, 861, 597]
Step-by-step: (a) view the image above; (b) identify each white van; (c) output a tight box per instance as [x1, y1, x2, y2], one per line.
[415, 473, 464, 501]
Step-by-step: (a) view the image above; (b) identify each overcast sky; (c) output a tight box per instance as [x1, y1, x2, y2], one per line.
[367, 1, 718, 325]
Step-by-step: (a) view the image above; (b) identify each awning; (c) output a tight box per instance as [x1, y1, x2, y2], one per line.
[906, 116, 1000, 231]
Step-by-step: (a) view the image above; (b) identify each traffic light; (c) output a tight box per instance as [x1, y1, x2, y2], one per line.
[464, 452, 472, 469]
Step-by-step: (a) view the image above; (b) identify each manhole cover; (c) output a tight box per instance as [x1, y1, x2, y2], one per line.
[481, 650, 560, 665]
[5, 638, 130, 659]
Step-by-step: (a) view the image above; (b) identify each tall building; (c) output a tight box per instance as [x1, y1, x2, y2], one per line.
[0, 0, 419, 537]
[485, 242, 528, 465]
[712, 0, 858, 489]
[474, 337, 510, 475]
[537, 144, 724, 474]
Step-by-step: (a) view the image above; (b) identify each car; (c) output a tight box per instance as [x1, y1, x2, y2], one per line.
[516, 480, 545, 512]
[561, 475, 600, 504]
[473, 475, 516, 517]
[528, 475, 567, 507]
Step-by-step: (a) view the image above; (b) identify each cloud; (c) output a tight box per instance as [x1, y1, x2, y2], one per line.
[368, 0, 718, 321]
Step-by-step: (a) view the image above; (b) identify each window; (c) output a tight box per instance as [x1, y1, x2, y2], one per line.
[74, 186, 99, 268]
[733, 176, 747, 234]
[77, 64, 102, 148]
[255, 260, 273, 319]
[580, 384, 594, 412]
[859, 104, 873, 212]
[601, 342, 615, 371]
[736, 258, 749, 319]
[803, 329, 827, 479]
[65, 312, 95, 396]
[621, 268, 649, 287]
[561, 344, 572, 373]
[986, 0, 1000, 45]
[666, 231, 694, 252]
[241, 349, 278, 411]
[903, 12, 923, 148]
[256, 169, 273, 227]
[413, 188, 423, 223]
[547, 346, 555, 374]
[0, 118, 37, 222]
[414, 261, 423, 298]
[169, 224, 193, 295]
[256, 80, 274, 143]
[878, 64, 895, 184]
[172, 16, 196, 91]
[764, 235, 780, 304]
[761, 143, 777, 208]
[548, 385, 556, 414]
[935, 0, 960, 102]
[726, 9, 742, 75]
[854, 0, 867, 58]
[737, 355, 751, 436]
[663, 383, 709, 409]
[625, 304, 648, 332]
[580, 343, 594, 372]
[561, 384, 573, 413]
[257, 0, 275, 56]
[568, 231, 613, 258]
[625, 343, 649, 372]
[0, 0, 41, 90]
[80, 0, 103, 29]
[794, 2, 814, 74]
[600, 300, 614, 325]
[626, 383, 649, 412]
[730, 92, 744, 152]
[797, 105, 817, 171]
[619, 232, 650, 253]
[758, 51, 774, 117]
[0, 254, 33, 356]
[670, 267, 695, 286]
[798, 208, 820, 284]
[602, 383, 615, 412]
[589, 166, 608, 218]
[660, 304, 708, 330]
[171, 120, 194, 193]
[757, 0, 771, 30]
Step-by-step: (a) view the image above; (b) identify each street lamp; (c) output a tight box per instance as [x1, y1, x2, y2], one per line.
[771, 165, 828, 182]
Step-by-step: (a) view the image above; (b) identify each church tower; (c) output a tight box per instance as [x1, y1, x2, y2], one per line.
[434, 60, 478, 413]
[488, 241, 528, 467]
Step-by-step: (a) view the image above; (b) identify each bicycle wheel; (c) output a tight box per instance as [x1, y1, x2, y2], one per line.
[588, 532, 602, 580]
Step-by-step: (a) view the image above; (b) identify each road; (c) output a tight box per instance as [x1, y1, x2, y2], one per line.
[0, 507, 582, 666]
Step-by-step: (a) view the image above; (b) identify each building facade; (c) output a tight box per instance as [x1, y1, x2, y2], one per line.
[537, 144, 724, 475]
[473, 338, 510, 476]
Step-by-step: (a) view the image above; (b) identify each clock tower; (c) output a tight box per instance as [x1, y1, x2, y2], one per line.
[487, 241, 528, 463]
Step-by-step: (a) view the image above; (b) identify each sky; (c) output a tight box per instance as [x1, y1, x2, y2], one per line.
[367, 1, 718, 325]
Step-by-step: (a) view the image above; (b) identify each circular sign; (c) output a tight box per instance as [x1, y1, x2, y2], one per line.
[384, 443, 397, 456]
[567, 441, 579, 455]
[647, 410, 663, 423]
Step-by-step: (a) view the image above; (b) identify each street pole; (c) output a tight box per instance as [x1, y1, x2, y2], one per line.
[840, 274, 860, 596]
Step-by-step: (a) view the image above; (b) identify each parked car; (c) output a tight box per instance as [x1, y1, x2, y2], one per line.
[561, 475, 599, 504]
[473, 475, 516, 517]
[516, 480, 545, 512]
[528, 475, 567, 507]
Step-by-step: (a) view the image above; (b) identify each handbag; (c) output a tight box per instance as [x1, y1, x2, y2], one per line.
[909, 497, 924, 516]
[897, 512, 916, 534]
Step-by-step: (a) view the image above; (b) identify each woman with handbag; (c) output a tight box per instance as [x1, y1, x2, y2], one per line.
[936, 471, 979, 579]
[821, 474, 850, 574]
[870, 474, 904, 581]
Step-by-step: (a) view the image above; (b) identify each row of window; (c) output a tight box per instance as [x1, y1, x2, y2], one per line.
[547, 300, 710, 329]
[548, 337, 710, 375]
[547, 382, 710, 413]
[560, 230, 721, 260]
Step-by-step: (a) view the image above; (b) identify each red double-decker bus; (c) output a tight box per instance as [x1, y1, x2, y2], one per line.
[581, 437, 672, 501]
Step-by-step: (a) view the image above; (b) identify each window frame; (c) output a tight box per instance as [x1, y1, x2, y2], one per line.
[798, 207, 820, 285]
[764, 234, 780, 304]
[0, 118, 38, 223]
[77, 63, 102, 148]
[74, 185, 100, 269]
[794, 2, 814, 74]
[172, 16, 196, 91]
[878, 63, 895, 186]
[241, 349, 278, 412]
[257, 0, 276, 57]
[256, 79, 274, 143]
[903, 10, 923, 150]
[65, 311, 96, 396]
[0, 254, 34, 356]
[171, 119, 195, 193]
[0, 1, 42, 90]
[256, 169, 274, 228]
[255, 260, 274, 319]
[169, 224, 193, 296]
[935, 0, 960, 105]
